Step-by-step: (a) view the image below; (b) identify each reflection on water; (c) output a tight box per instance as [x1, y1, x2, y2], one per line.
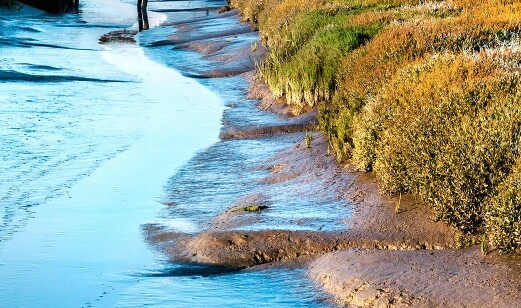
[119, 265, 333, 308]
[136, 263, 235, 277]
[137, 0, 150, 31]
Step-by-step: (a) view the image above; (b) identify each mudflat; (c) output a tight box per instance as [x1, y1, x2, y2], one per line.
[142, 4, 521, 307]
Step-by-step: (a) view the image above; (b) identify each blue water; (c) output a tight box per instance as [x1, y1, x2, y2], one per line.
[0, 1, 337, 307]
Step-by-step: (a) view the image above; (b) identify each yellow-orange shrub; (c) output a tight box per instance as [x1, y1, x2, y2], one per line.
[363, 54, 521, 232]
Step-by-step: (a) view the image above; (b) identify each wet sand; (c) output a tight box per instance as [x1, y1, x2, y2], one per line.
[140, 3, 521, 307]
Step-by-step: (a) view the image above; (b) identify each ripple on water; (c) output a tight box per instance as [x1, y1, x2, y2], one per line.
[0, 27, 152, 244]
[119, 265, 335, 308]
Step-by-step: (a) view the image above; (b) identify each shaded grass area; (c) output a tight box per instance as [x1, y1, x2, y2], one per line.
[231, 0, 521, 253]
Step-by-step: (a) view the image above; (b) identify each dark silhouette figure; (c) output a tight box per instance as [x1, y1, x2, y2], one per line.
[137, 0, 149, 31]
[64, 0, 79, 13]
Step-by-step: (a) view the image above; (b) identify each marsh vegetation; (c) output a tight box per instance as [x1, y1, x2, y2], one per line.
[230, 0, 521, 253]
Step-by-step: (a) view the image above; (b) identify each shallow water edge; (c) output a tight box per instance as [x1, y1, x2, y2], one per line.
[0, 1, 338, 307]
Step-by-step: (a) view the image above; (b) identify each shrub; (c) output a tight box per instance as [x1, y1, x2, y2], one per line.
[485, 160, 521, 253]
[362, 54, 521, 232]
[256, 0, 332, 45]
[228, 0, 270, 25]
[322, 15, 521, 161]
[261, 21, 380, 109]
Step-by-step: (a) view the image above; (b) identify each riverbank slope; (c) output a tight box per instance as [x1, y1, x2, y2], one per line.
[142, 1, 521, 307]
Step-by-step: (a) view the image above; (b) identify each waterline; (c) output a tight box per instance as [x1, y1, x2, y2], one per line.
[0, 32, 223, 308]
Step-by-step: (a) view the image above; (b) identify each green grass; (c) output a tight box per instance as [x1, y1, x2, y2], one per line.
[262, 23, 380, 109]
[260, 8, 382, 111]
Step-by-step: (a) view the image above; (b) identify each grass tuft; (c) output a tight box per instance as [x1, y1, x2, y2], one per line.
[242, 205, 269, 212]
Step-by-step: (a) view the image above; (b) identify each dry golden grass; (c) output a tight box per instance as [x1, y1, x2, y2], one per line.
[324, 3, 521, 159]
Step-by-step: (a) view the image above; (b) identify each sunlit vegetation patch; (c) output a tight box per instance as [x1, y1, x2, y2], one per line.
[260, 17, 380, 110]
[357, 54, 521, 234]
[231, 0, 521, 252]
[323, 15, 521, 161]
[229, 0, 422, 112]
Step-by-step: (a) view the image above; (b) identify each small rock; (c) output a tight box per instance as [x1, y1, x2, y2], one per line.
[218, 5, 231, 14]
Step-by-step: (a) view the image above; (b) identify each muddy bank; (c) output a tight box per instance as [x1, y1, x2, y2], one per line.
[145, 133, 457, 269]
[141, 0, 454, 272]
[219, 71, 318, 139]
[140, 4, 521, 307]
[145, 10, 265, 78]
[309, 247, 521, 308]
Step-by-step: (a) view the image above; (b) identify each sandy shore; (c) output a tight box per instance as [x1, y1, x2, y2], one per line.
[138, 4, 521, 307]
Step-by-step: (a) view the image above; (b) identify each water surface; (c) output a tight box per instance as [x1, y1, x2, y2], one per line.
[0, 1, 339, 307]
